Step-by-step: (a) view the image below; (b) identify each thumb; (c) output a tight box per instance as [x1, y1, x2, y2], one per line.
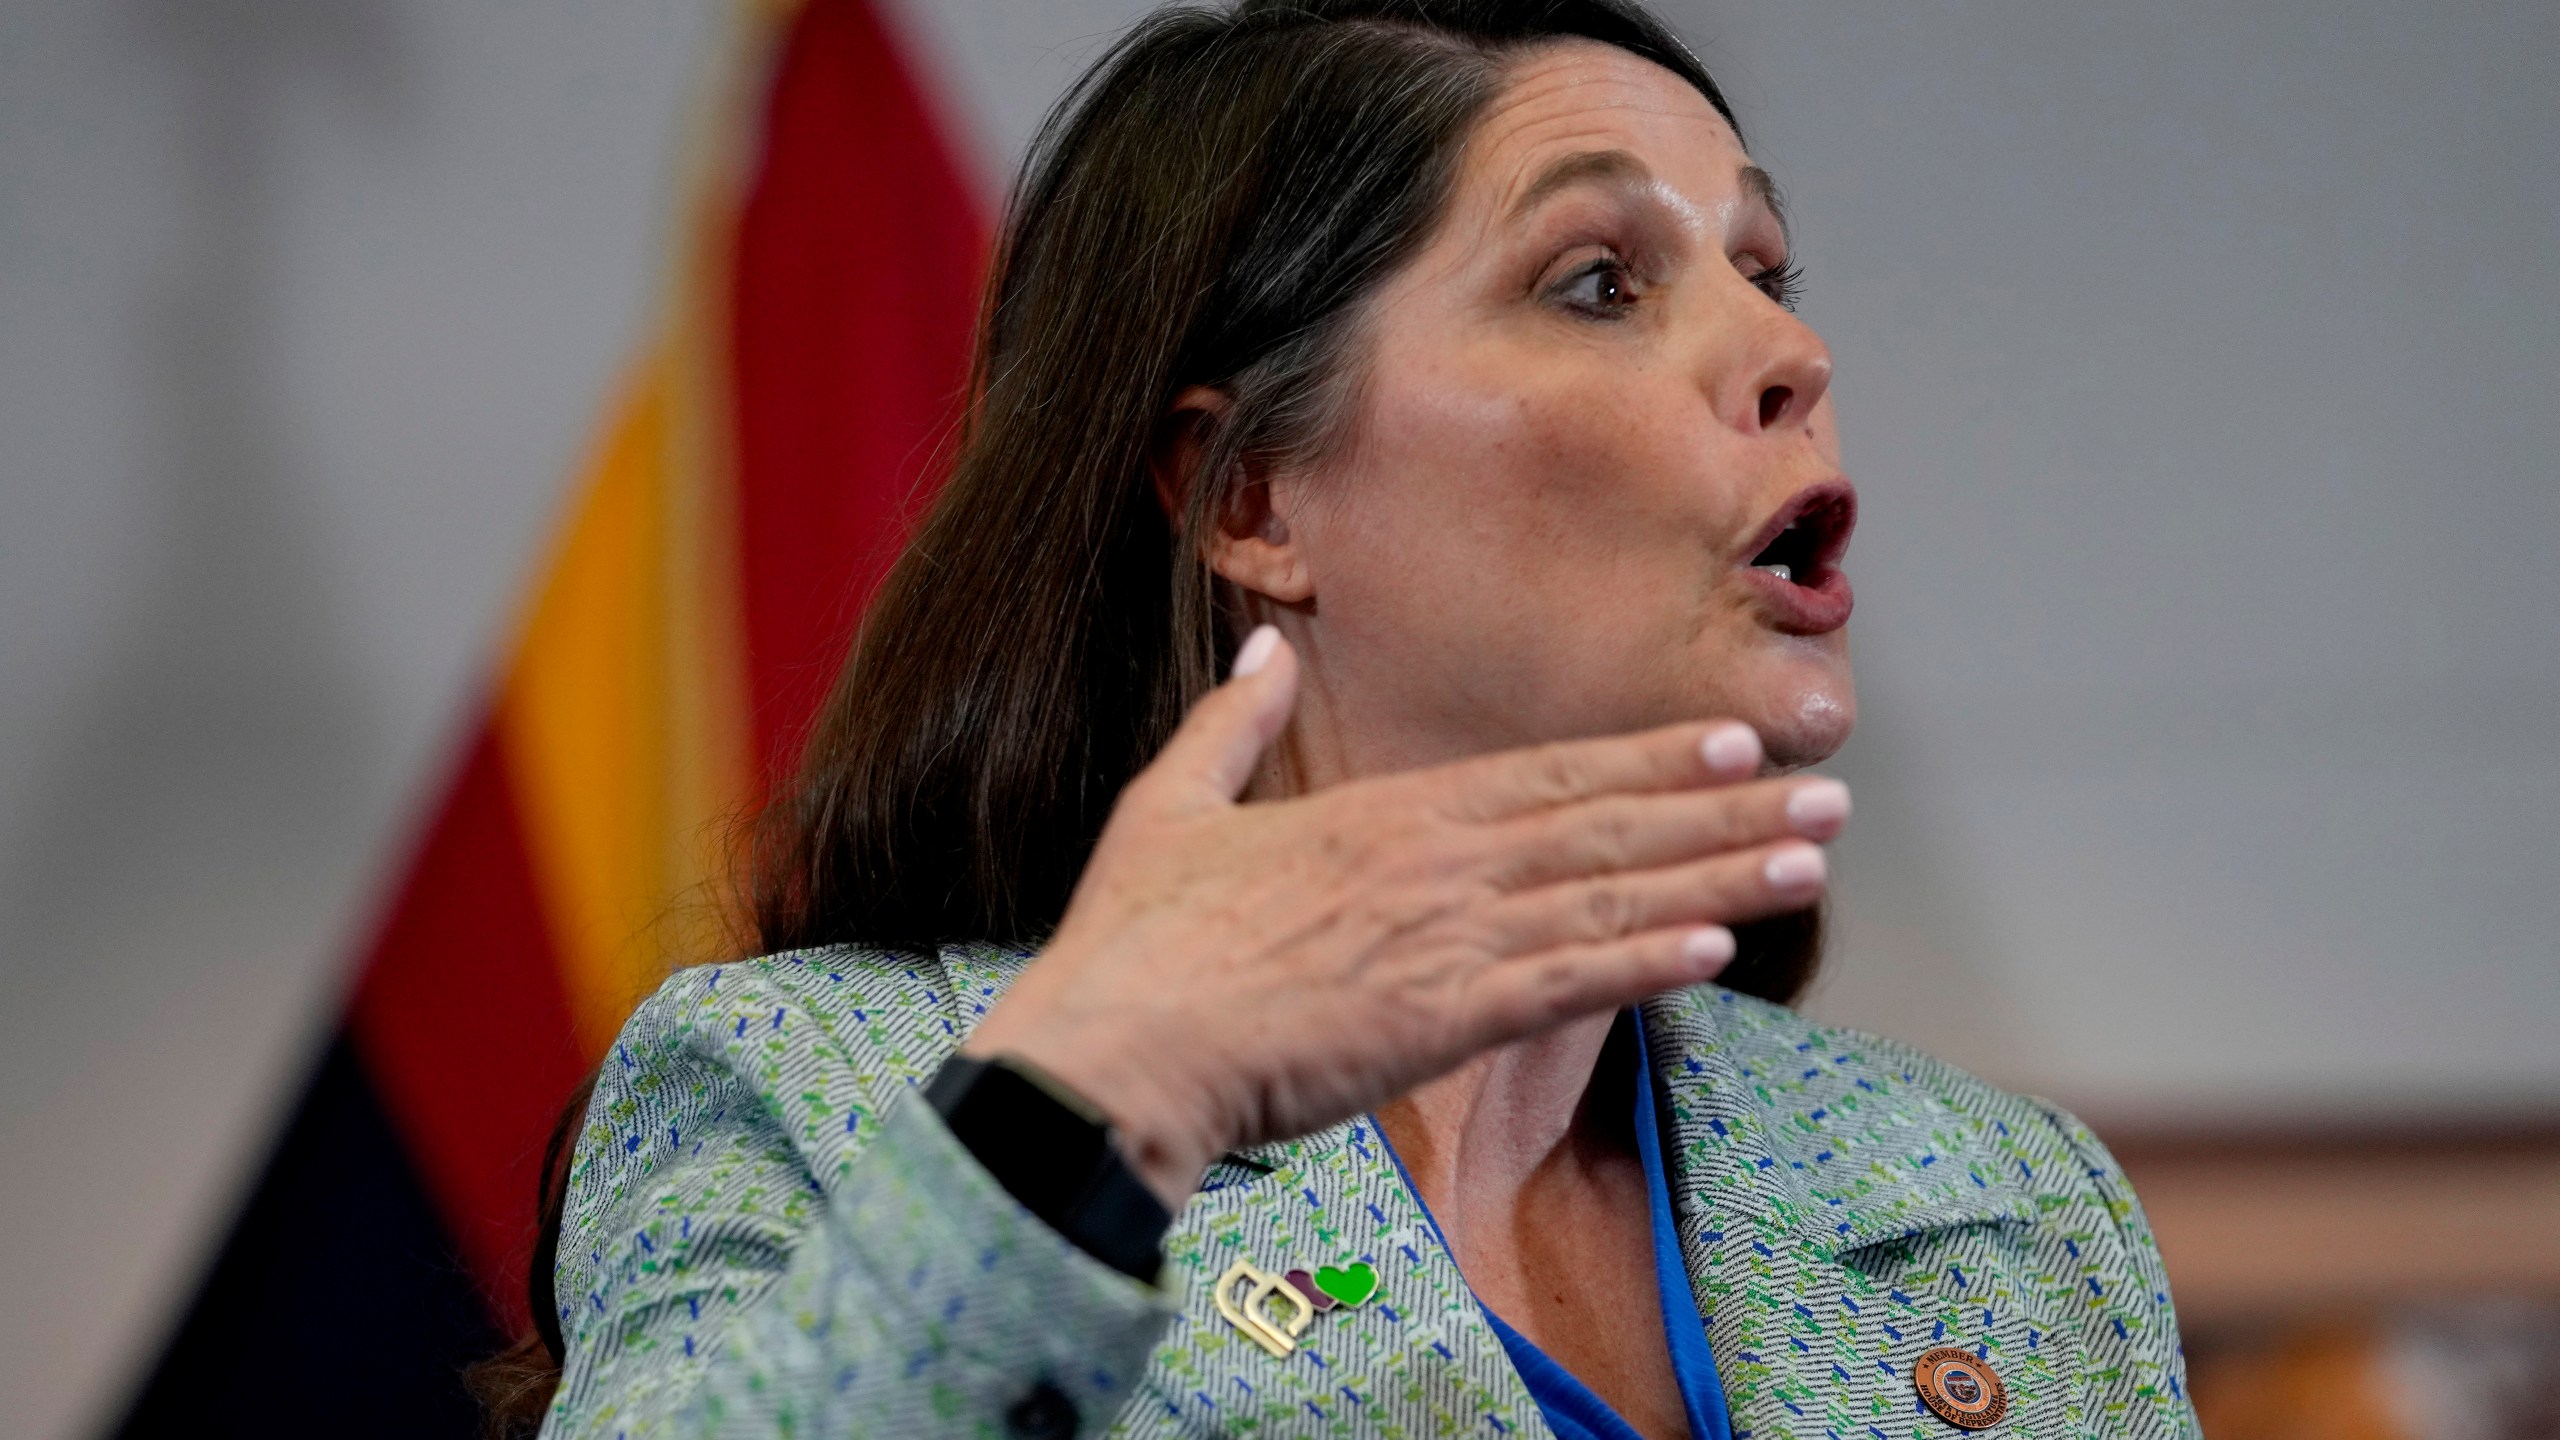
[1147, 624, 1298, 812]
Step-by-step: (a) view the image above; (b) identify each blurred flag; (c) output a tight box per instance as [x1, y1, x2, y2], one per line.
[115, 0, 988, 1431]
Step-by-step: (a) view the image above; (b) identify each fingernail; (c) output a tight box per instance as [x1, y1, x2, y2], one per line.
[1232, 625, 1280, 678]
[1701, 723, 1760, 772]
[1785, 778, 1851, 832]
[1682, 926, 1737, 971]
[1764, 843, 1826, 890]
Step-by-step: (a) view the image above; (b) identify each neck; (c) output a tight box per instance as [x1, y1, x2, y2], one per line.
[1247, 618, 1643, 1234]
[1374, 1010, 1636, 1242]
[1238, 617, 1532, 802]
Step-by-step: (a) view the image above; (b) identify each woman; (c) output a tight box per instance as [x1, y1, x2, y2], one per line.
[520, 2, 2199, 1436]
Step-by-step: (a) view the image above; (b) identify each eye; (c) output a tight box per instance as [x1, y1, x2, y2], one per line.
[1547, 254, 1640, 318]
[1752, 257, 1805, 312]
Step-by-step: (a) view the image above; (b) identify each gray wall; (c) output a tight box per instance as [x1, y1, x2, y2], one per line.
[0, 1, 713, 1434]
[1698, 0, 2560, 1121]
[0, 0, 2552, 1434]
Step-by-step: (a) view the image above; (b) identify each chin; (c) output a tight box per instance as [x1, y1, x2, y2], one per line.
[1747, 672, 1856, 770]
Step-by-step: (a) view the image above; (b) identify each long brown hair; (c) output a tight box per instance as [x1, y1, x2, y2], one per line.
[480, 1, 1817, 1430]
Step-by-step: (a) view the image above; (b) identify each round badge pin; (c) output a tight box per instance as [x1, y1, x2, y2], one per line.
[1912, 1347, 2009, 1430]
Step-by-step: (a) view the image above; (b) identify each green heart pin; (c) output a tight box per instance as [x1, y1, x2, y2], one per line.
[1312, 1261, 1378, 1309]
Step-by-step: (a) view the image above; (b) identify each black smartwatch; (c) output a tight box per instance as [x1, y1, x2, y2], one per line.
[923, 1053, 1172, 1281]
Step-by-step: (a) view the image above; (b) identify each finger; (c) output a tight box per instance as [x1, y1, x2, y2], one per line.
[1426, 719, 1763, 823]
[1485, 775, 1850, 889]
[1458, 924, 1738, 1048]
[1130, 624, 1299, 815]
[1478, 840, 1830, 954]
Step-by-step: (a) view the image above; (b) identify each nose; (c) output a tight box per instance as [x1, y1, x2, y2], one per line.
[1726, 303, 1833, 437]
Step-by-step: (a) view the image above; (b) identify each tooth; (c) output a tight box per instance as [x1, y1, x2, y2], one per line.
[1755, 563, 1793, 582]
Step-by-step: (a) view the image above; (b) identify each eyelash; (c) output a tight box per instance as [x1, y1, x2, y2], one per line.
[1545, 252, 1808, 318]
[1754, 258, 1805, 312]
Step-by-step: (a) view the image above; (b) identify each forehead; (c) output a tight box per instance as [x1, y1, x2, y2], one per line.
[1458, 40, 1748, 210]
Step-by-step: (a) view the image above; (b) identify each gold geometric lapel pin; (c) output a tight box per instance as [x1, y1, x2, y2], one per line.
[1213, 1260, 1315, 1358]
[1212, 1257, 1380, 1358]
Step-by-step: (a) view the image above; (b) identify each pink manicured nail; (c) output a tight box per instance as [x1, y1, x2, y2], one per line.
[1701, 723, 1760, 772]
[1232, 625, 1280, 678]
[1763, 843, 1826, 890]
[1785, 778, 1850, 832]
[1682, 926, 1737, 971]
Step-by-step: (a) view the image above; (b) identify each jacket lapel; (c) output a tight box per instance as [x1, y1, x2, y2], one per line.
[936, 943, 2077, 1437]
[929, 945, 1529, 1437]
[939, 943, 1536, 1438]
[1642, 987, 2076, 1439]
[1124, 1121, 1544, 1438]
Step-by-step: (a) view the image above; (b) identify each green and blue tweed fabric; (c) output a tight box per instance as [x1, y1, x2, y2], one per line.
[545, 943, 2200, 1439]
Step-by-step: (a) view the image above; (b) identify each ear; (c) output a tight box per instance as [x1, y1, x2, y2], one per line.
[1150, 384, 1315, 605]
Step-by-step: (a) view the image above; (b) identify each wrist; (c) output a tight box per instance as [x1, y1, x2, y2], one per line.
[960, 1023, 1220, 1210]
[1091, 1079, 1219, 1211]
[925, 1053, 1174, 1280]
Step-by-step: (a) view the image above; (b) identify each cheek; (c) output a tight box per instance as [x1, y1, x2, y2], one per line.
[1300, 352, 1753, 724]
[1345, 351, 1736, 589]
[1293, 334, 1853, 758]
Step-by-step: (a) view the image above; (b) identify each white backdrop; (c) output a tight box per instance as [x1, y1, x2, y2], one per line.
[2, 1, 2553, 1434]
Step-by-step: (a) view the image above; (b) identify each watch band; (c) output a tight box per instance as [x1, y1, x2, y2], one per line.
[923, 1053, 1172, 1281]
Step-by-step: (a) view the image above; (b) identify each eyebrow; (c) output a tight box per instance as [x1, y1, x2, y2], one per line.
[1505, 148, 1793, 248]
[1740, 163, 1793, 249]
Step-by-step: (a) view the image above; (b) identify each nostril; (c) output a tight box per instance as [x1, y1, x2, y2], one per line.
[1758, 385, 1792, 430]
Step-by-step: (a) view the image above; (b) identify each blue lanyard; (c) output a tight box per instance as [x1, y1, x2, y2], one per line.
[1629, 1012, 1735, 1440]
[1377, 1014, 1734, 1440]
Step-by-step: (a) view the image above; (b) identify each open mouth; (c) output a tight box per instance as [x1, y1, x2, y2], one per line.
[1740, 481, 1857, 633]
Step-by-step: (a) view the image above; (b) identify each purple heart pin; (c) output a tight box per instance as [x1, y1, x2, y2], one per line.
[1283, 1268, 1337, 1311]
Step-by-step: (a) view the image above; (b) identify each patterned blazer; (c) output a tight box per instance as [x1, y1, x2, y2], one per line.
[544, 943, 2201, 1439]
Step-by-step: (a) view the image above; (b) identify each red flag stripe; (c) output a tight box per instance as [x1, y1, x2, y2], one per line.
[349, 723, 588, 1331]
[731, 0, 992, 787]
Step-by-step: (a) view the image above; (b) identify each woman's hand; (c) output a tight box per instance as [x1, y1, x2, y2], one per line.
[960, 627, 1849, 1208]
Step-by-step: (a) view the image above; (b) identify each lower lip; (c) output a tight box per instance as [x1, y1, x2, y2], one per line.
[1742, 565, 1854, 634]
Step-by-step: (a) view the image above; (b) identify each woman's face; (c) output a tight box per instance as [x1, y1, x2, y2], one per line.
[1226, 40, 1853, 779]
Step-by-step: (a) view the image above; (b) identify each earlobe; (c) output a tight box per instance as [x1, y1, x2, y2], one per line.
[1153, 384, 1315, 606]
[1207, 480, 1314, 604]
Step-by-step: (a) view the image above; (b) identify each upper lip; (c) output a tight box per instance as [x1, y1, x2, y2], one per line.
[1741, 478, 1859, 572]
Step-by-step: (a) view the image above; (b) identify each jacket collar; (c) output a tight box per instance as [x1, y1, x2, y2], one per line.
[1638, 986, 2038, 1259]
[1153, 985, 2043, 1438]
[936, 946, 2042, 1435]
[1215, 988, 2039, 1252]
